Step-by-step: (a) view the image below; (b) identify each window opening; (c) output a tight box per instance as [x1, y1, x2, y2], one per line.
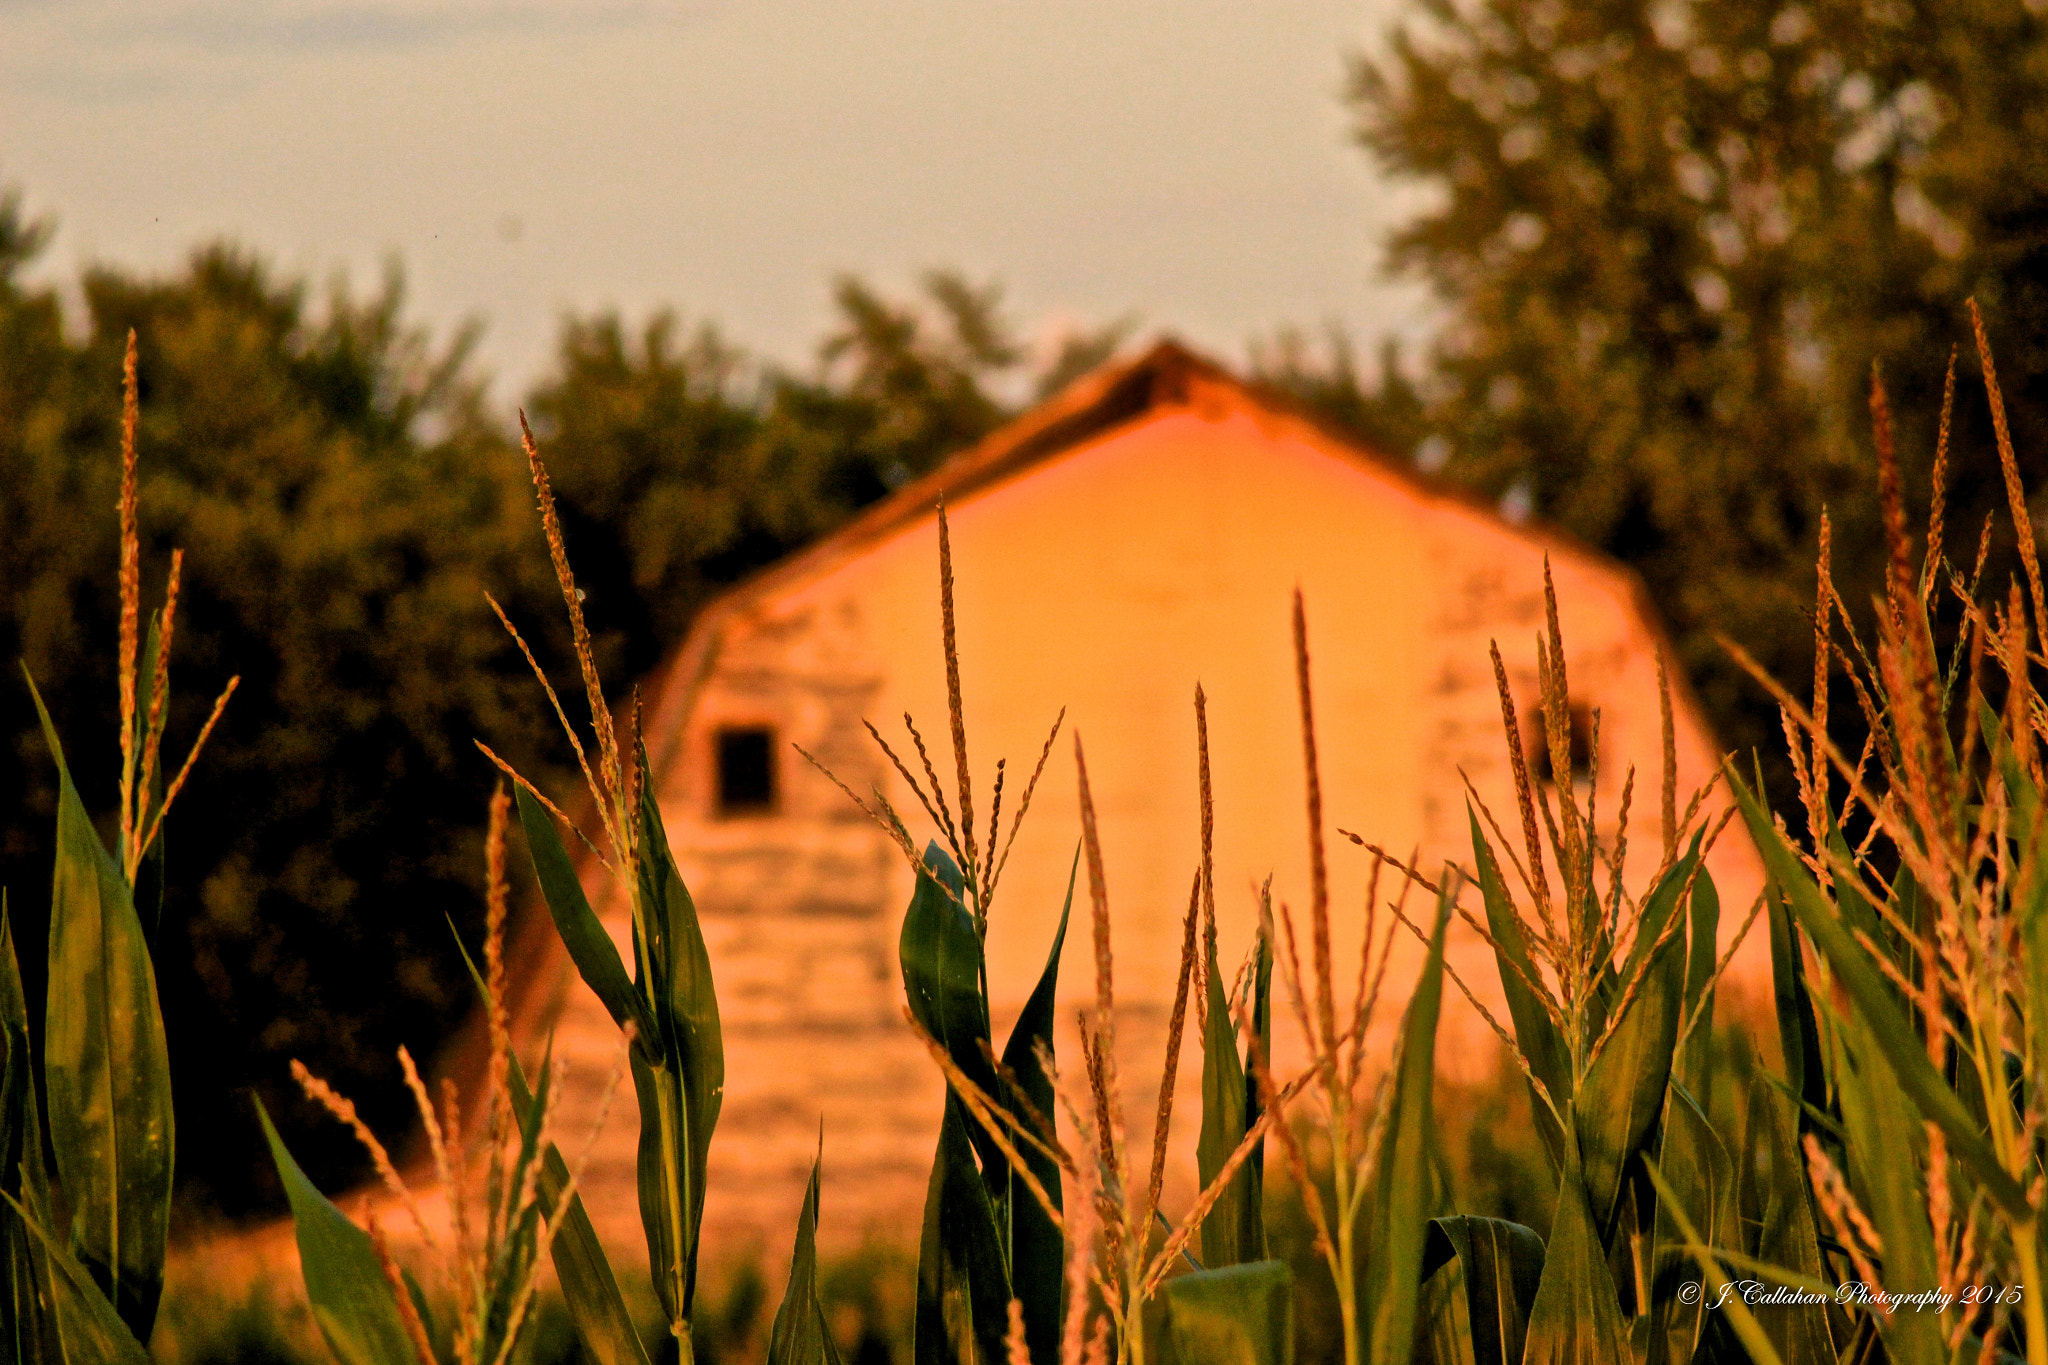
[715, 726, 777, 816]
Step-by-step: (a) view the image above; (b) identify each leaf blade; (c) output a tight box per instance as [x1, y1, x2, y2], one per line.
[1359, 877, 1454, 1363]
[29, 677, 173, 1341]
[1159, 1259, 1295, 1365]
[255, 1099, 417, 1365]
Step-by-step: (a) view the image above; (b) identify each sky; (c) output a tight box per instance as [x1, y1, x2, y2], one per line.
[1, 0, 1438, 407]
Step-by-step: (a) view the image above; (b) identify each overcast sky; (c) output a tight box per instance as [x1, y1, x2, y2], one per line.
[2, 0, 1437, 407]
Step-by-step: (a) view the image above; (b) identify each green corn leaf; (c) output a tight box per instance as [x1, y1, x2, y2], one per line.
[254, 1099, 417, 1365]
[1, 901, 63, 1365]
[1156, 1260, 1294, 1365]
[27, 677, 172, 1342]
[1639, 1161, 1788, 1365]
[1468, 811, 1570, 1171]
[990, 851, 1074, 1365]
[1827, 1006, 1944, 1365]
[1823, 827, 1892, 999]
[1197, 917, 1253, 1270]
[1520, 1147, 1629, 1365]
[1573, 848, 1692, 1235]
[1744, 1074, 1844, 1364]
[0, 1208, 59, 1365]
[1421, 1216, 1544, 1365]
[515, 786, 651, 1044]
[1765, 884, 1828, 1139]
[914, 1095, 1010, 1365]
[2023, 866, 2048, 1139]
[900, 842, 1000, 1176]
[630, 1049, 690, 1332]
[767, 1146, 844, 1365]
[1728, 770, 2032, 1219]
[1243, 928, 1271, 1205]
[632, 753, 724, 1325]
[1676, 866, 1719, 1099]
[2, 1194, 150, 1365]
[1647, 1081, 1730, 1365]
[1359, 876, 1453, 1364]
[0, 901, 44, 1211]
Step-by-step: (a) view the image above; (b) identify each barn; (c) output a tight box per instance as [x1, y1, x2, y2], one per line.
[506, 339, 1765, 1259]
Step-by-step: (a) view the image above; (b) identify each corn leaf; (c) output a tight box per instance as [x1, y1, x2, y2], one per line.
[516, 786, 651, 1043]
[630, 1050, 691, 1330]
[1421, 1216, 1544, 1365]
[990, 851, 1074, 1365]
[1359, 878, 1453, 1363]
[900, 842, 1000, 1175]
[1647, 1081, 1729, 1364]
[2023, 864, 2048, 1142]
[1743, 1074, 1843, 1363]
[0, 901, 46, 1214]
[28, 679, 172, 1342]
[1, 902, 62, 1365]
[1676, 867, 1719, 1098]
[632, 755, 723, 1323]
[1243, 930, 1271, 1198]
[254, 1099, 416, 1365]
[2, 1194, 150, 1365]
[1639, 1161, 1788, 1365]
[1520, 1147, 1628, 1365]
[1574, 848, 1693, 1234]
[913, 1095, 1010, 1365]
[1827, 1006, 1944, 1365]
[1728, 771, 2032, 1219]
[1765, 885, 1828, 1140]
[767, 1147, 844, 1365]
[1197, 918, 1254, 1269]
[1156, 1260, 1294, 1365]
[1468, 812, 1569, 1171]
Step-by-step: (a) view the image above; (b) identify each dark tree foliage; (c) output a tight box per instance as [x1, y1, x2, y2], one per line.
[0, 204, 1115, 1216]
[0, 211, 576, 1217]
[1350, 0, 2048, 779]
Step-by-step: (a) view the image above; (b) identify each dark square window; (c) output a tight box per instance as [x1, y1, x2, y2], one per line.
[715, 726, 777, 815]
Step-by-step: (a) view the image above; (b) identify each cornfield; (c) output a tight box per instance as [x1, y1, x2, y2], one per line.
[4, 302, 2048, 1365]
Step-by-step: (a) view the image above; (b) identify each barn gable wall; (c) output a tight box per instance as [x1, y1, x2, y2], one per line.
[528, 363, 1764, 1255]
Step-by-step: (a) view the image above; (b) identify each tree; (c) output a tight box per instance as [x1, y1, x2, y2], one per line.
[1350, 0, 2048, 768]
[0, 217, 568, 1213]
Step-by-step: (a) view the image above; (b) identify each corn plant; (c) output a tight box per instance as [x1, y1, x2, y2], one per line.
[1246, 594, 1457, 1365]
[471, 415, 729, 1362]
[260, 783, 638, 1365]
[799, 506, 1073, 1365]
[1713, 304, 2048, 1365]
[1382, 556, 1856, 1365]
[813, 516, 1457, 1365]
[1, 333, 237, 1363]
[262, 414, 871, 1365]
